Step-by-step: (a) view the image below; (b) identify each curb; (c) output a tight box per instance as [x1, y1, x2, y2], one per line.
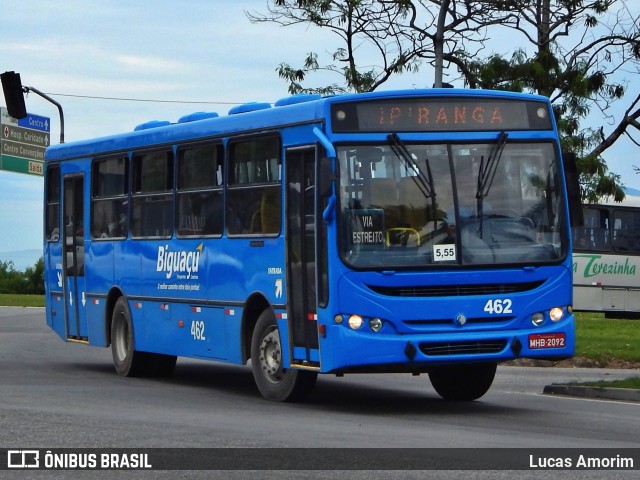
[543, 384, 640, 402]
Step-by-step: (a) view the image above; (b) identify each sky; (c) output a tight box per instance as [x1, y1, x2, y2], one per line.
[1, 0, 640, 265]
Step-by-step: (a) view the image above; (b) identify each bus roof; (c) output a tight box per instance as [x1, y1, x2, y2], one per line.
[45, 88, 552, 161]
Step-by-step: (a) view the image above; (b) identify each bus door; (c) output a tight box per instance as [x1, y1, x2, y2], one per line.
[62, 174, 88, 341]
[285, 147, 320, 367]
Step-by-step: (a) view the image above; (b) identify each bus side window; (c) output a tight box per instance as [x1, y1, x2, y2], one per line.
[227, 136, 281, 236]
[46, 165, 61, 242]
[613, 209, 640, 253]
[577, 207, 610, 251]
[177, 143, 224, 237]
[131, 151, 173, 238]
[91, 157, 128, 239]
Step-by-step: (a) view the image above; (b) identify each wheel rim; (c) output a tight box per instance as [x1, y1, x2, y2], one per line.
[113, 313, 129, 362]
[259, 326, 283, 383]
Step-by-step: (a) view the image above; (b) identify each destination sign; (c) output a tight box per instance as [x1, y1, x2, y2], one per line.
[331, 97, 553, 133]
[1, 106, 49, 176]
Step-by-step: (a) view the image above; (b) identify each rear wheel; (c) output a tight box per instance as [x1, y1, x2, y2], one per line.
[251, 309, 317, 401]
[428, 362, 497, 401]
[111, 297, 177, 377]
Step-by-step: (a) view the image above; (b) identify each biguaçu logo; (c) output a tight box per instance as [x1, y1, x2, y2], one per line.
[156, 243, 203, 279]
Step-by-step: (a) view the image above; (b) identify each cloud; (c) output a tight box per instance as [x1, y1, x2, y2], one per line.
[115, 54, 190, 73]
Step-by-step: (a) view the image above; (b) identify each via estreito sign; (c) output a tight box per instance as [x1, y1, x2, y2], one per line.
[1, 106, 50, 176]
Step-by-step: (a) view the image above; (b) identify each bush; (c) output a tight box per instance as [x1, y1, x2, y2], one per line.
[0, 258, 44, 295]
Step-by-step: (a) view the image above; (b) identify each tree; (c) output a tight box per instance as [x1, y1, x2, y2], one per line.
[248, 0, 420, 94]
[24, 257, 45, 295]
[246, 0, 509, 94]
[248, 0, 640, 202]
[0, 260, 27, 294]
[0, 258, 44, 295]
[459, 0, 640, 202]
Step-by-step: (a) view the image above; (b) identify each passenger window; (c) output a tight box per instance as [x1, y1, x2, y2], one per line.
[46, 165, 61, 242]
[227, 137, 282, 235]
[177, 144, 224, 237]
[613, 209, 640, 253]
[131, 151, 173, 238]
[91, 157, 128, 239]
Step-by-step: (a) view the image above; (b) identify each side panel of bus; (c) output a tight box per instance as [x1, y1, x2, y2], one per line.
[45, 123, 325, 368]
[573, 205, 640, 315]
[573, 253, 640, 313]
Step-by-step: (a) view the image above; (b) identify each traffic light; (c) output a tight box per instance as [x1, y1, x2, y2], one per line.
[1, 71, 28, 119]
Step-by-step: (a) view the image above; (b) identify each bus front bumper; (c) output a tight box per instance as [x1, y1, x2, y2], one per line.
[320, 316, 575, 373]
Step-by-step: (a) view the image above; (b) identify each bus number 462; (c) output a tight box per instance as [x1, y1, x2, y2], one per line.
[191, 320, 206, 341]
[483, 298, 513, 314]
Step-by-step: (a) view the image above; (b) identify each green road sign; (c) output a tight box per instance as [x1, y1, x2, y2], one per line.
[1, 106, 49, 176]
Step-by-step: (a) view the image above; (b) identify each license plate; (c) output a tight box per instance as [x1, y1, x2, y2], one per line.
[528, 333, 566, 349]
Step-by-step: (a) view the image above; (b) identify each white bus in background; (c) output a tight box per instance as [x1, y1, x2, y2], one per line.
[573, 197, 640, 318]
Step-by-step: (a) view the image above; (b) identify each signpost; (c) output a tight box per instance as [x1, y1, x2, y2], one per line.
[1, 106, 50, 176]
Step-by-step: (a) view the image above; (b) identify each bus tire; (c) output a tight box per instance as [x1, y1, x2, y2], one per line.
[111, 297, 177, 378]
[428, 362, 497, 401]
[251, 309, 317, 402]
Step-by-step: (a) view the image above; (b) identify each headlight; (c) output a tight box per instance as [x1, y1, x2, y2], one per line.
[549, 307, 564, 322]
[531, 312, 544, 327]
[348, 314, 364, 330]
[369, 318, 383, 332]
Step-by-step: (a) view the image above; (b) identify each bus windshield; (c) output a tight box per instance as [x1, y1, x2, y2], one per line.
[338, 141, 566, 268]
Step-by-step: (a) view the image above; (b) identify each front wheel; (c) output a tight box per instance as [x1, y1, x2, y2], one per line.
[428, 362, 497, 401]
[251, 309, 317, 402]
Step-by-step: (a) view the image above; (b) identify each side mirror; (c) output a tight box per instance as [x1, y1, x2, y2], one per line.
[318, 156, 337, 224]
[1, 71, 27, 119]
[319, 156, 334, 198]
[562, 151, 584, 227]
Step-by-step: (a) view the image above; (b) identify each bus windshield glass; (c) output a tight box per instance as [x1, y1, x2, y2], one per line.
[338, 141, 566, 268]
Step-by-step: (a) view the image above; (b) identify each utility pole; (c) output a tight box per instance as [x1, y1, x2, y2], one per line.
[434, 0, 451, 88]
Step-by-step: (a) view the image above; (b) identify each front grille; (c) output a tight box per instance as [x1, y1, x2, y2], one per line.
[368, 281, 544, 297]
[419, 340, 507, 356]
[403, 316, 515, 327]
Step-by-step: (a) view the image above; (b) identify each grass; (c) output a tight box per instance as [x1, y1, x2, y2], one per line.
[574, 312, 640, 364]
[0, 294, 45, 307]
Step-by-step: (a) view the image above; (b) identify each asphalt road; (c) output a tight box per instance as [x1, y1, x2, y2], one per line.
[1, 307, 638, 479]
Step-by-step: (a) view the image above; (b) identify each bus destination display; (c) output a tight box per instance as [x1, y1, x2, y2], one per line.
[331, 97, 552, 133]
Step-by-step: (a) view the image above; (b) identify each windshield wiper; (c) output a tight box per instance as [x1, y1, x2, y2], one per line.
[387, 133, 438, 231]
[476, 131, 508, 237]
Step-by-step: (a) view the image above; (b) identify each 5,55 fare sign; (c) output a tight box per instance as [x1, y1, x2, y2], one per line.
[1, 106, 50, 176]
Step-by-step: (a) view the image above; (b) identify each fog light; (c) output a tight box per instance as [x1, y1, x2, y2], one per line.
[549, 307, 564, 322]
[348, 314, 364, 330]
[334, 314, 344, 324]
[369, 318, 383, 332]
[531, 312, 544, 327]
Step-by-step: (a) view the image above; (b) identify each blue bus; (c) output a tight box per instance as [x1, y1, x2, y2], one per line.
[42, 89, 577, 402]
